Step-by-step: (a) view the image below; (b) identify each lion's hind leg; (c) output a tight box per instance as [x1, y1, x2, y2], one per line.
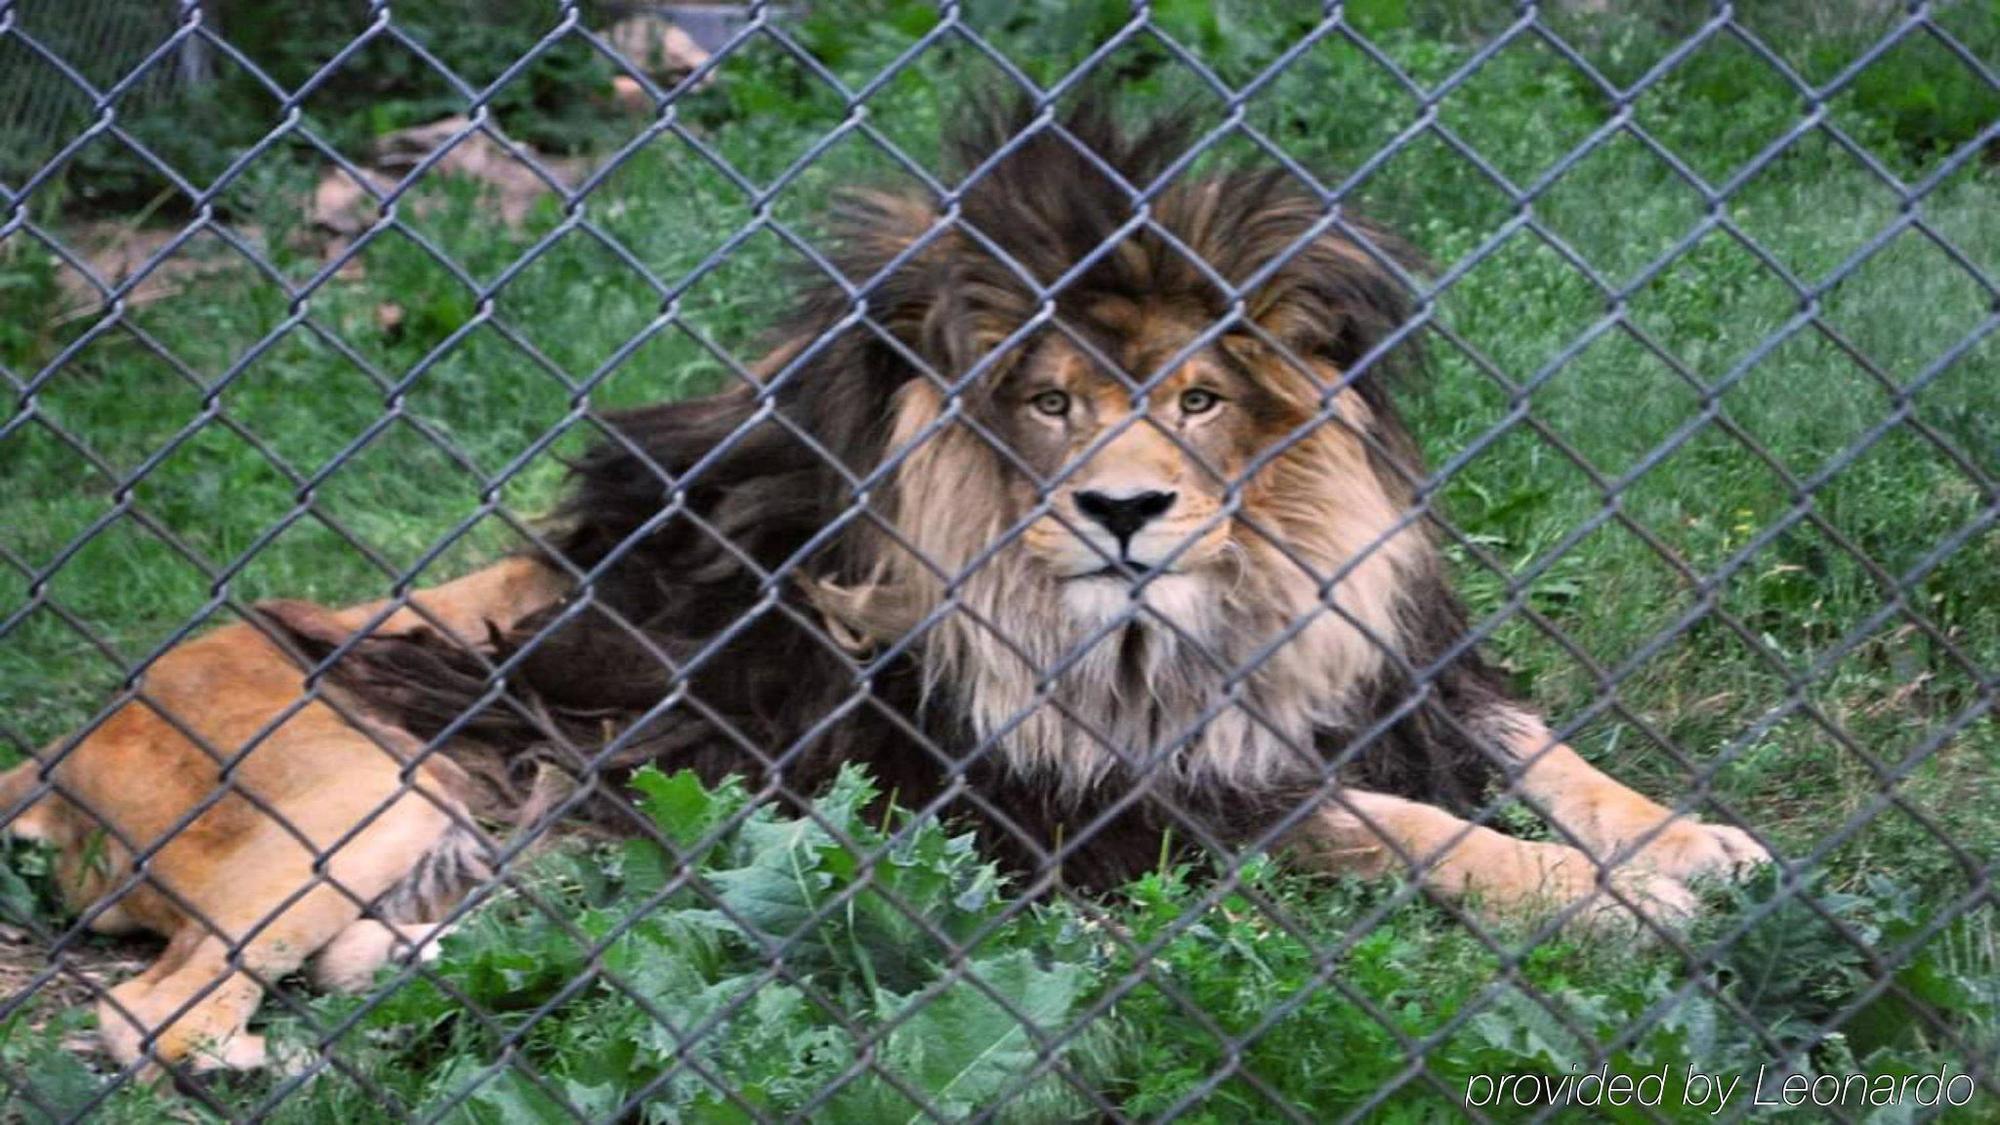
[1290, 789, 1697, 936]
[98, 932, 272, 1074]
[67, 654, 481, 1076]
[96, 784, 466, 1076]
[16, 576, 523, 1080]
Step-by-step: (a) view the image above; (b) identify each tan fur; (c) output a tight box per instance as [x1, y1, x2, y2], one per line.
[0, 559, 559, 1076]
[309, 920, 455, 994]
[8, 337, 1767, 1082]
[1288, 790, 1699, 933]
[1490, 709, 1769, 880]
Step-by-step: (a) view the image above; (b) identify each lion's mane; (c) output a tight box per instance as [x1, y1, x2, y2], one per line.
[307, 96, 1517, 889]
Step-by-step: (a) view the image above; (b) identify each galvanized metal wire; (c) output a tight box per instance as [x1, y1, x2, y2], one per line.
[1, 0, 1996, 1120]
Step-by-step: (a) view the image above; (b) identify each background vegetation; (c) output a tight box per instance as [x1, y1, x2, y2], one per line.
[1, 0, 1995, 1119]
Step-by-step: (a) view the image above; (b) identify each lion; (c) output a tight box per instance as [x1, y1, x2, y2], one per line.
[2, 96, 1768, 1077]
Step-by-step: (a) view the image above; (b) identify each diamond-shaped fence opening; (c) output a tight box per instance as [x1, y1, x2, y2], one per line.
[1, 1, 1996, 1121]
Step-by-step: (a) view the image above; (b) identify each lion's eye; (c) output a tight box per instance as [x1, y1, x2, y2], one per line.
[1179, 388, 1221, 415]
[1030, 390, 1072, 417]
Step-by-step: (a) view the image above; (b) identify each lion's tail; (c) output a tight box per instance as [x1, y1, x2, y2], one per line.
[373, 818, 495, 923]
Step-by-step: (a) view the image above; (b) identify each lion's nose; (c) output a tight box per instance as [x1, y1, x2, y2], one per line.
[1074, 489, 1178, 548]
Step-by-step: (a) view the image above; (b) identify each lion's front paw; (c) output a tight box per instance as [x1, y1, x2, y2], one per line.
[1574, 865, 1698, 937]
[1472, 841, 1698, 939]
[1535, 855, 1697, 939]
[1626, 818, 1770, 884]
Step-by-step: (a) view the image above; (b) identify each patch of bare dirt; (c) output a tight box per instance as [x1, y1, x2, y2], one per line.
[45, 222, 258, 324]
[0, 920, 150, 1054]
[43, 12, 713, 324]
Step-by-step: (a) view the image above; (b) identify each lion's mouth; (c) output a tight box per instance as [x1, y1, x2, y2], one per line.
[1067, 560, 1161, 582]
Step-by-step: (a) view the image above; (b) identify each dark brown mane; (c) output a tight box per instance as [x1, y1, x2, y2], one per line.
[288, 93, 1513, 890]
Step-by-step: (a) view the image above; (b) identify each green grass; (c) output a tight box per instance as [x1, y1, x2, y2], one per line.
[1, 2, 1996, 1120]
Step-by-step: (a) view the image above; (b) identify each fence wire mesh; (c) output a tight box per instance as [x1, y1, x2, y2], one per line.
[0, 0, 1996, 1121]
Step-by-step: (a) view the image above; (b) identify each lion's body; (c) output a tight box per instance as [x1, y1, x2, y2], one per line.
[300, 102, 1520, 887]
[4, 99, 1767, 1076]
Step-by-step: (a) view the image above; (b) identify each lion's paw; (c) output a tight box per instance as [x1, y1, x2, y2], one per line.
[1566, 866, 1698, 938]
[1627, 818, 1770, 884]
[1473, 841, 1698, 939]
[189, 1031, 269, 1074]
[1511, 856, 1699, 940]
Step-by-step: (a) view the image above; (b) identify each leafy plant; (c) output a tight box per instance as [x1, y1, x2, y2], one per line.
[252, 767, 1100, 1121]
[2, 3, 1997, 1119]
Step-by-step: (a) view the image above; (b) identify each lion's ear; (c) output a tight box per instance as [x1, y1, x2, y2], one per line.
[835, 189, 1027, 379]
[833, 188, 950, 346]
[1243, 219, 1422, 384]
[833, 189, 944, 273]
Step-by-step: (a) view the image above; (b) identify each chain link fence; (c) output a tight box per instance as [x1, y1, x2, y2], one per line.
[0, 0, 208, 170]
[1, 0, 1996, 1120]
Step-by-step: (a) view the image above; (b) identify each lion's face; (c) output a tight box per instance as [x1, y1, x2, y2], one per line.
[808, 116, 1442, 791]
[1004, 311, 1285, 595]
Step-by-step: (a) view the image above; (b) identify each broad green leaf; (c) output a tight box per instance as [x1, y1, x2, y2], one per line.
[825, 950, 1087, 1123]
